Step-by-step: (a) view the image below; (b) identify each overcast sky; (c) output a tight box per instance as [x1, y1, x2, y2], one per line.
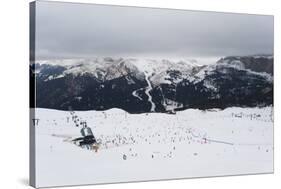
[35, 1, 274, 60]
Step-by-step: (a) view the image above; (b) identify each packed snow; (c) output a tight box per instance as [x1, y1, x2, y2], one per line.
[32, 107, 273, 187]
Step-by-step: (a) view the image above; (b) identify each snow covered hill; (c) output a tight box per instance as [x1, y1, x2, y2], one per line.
[33, 106, 273, 187]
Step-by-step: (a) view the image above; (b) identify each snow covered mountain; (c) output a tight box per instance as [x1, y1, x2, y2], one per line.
[217, 55, 273, 75]
[31, 56, 273, 113]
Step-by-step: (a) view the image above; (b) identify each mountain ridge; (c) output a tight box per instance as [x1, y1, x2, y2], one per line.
[31, 55, 273, 113]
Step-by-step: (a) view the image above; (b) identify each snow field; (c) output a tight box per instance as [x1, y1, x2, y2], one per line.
[33, 107, 273, 187]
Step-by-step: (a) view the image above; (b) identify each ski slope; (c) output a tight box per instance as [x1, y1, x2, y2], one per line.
[33, 107, 273, 187]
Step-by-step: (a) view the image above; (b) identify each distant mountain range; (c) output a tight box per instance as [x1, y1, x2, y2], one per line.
[30, 55, 273, 113]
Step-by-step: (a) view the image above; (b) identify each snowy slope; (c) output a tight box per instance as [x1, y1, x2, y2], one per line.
[33, 107, 273, 187]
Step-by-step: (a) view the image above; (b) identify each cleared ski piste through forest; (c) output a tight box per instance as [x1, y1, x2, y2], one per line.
[33, 106, 273, 187]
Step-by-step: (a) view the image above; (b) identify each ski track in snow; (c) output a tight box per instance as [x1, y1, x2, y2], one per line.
[33, 107, 273, 187]
[132, 72, 156, 111]
[132, 90, 142, 101]
[144, 72, 156, 112]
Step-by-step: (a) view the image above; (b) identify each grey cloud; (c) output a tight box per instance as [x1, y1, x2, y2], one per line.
[35, 1, 274, 59]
